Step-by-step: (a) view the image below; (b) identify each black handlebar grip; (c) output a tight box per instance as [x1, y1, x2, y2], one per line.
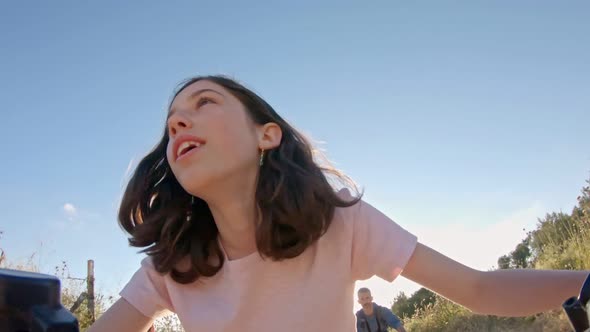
[563, 296, 589, 332]
[0, 268, 79, 332]
[563, 273, 590, 332]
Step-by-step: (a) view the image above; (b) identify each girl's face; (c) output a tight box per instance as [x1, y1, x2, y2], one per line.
[166, 80, 261, 197]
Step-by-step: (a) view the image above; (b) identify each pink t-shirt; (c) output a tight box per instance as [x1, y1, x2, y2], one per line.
[120, 191, 417, 331]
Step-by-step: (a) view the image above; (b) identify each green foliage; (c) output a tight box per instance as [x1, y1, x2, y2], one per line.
[391, 288, 436, 319]
[497, 238, 532, 269]
[404, 295, 571, 332]
[496, 178, 590, 272]
[510, 238, 532, 268]
[402, 176, 590, 331]
[524, 179, 590, 271]
[497, 254, 511, 269]
[531, 182, 590, 271]
[53, 261, 114, 332]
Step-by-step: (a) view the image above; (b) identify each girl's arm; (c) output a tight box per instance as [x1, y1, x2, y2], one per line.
[87, 298, 154, 332]
[401, 242, 588, 316]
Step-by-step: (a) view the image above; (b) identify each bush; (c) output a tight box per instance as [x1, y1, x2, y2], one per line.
[404, 296, 571, 332]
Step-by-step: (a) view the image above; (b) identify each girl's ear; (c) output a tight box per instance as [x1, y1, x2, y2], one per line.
[257, 122, 282, 150]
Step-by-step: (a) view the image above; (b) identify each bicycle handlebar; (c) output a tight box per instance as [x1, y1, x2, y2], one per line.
[0, 268, 79, 332]
[563, 273, 590, 332]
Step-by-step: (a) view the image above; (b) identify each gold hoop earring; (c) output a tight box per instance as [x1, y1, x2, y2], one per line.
[259, 149, 265, 166]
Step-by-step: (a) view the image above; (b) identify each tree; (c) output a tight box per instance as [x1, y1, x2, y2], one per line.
[497, 237, 532, 269]
[391, 292, 411, 318]
[510, 238, 532, 268]
[498, 176, 590, 271]
[391, 288, 437, 319]
[497, 254, 511, 269]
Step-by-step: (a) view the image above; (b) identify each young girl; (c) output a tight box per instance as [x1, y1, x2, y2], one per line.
[89, 76, 588, 332]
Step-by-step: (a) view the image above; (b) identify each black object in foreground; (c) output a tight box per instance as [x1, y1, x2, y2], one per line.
[0, 268, 79, 332]
[563, 273, 590, 332]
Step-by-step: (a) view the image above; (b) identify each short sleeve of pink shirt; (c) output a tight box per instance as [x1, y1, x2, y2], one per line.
[349, 196, 418, 281]
[118, 189, 418, 330]
[120, 255, 174, 318]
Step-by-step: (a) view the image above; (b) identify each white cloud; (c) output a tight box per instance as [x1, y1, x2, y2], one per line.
[63, 203, 78, 221]
[353, 202, 546, 312]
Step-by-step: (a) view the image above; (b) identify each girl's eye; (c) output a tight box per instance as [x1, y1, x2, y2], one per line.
[196, 97, 214, 108]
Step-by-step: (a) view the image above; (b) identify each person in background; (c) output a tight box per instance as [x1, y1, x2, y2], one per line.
[356, 288, 406, 332]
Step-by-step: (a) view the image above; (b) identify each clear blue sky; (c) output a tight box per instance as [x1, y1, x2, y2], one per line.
[1, 1, 589, 304]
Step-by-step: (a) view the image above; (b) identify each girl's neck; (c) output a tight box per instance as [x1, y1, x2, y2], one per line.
[198, 166, 260, 260]
[207, 195, 258, 261]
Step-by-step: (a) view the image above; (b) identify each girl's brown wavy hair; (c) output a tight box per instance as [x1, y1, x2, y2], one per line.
[118, 75, 361, 284]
